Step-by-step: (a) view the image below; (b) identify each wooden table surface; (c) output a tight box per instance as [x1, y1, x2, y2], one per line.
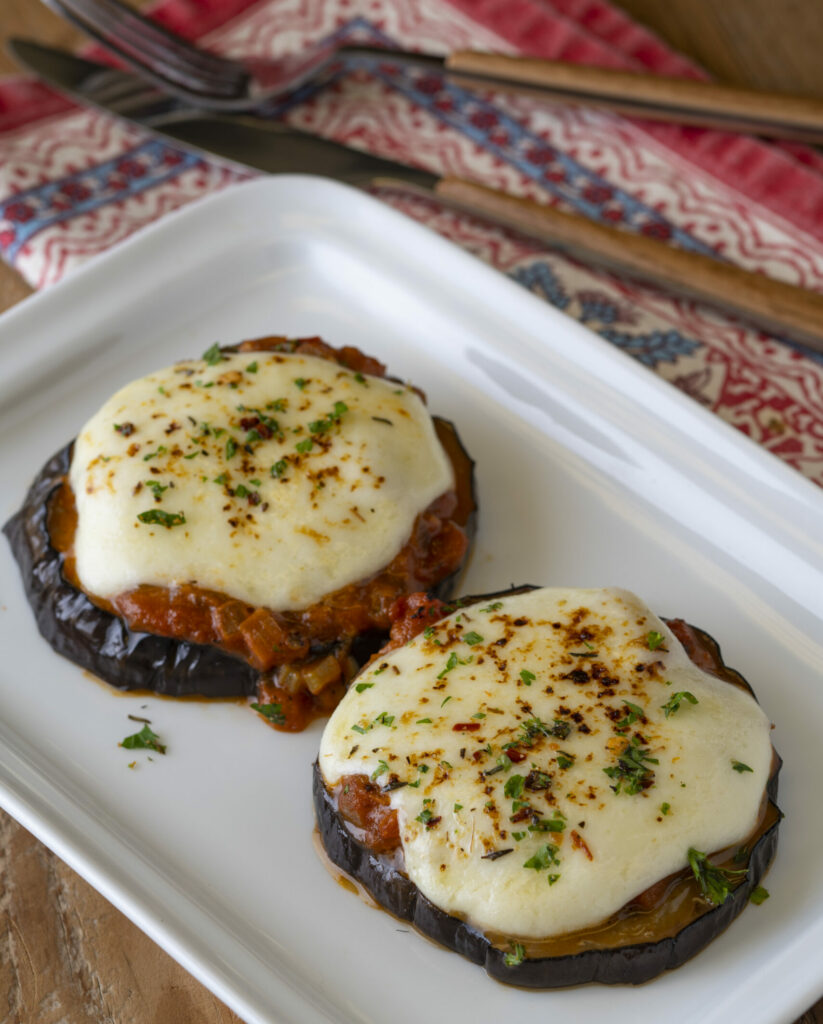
[0, 1, 821, 1021]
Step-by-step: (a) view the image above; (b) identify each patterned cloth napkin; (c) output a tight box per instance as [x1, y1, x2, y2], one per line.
[3, 0, 823, 486]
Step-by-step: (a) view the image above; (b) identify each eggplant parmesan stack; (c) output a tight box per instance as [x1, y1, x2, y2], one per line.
[3, 336, 475, 730]
[315, 587, 779, 985]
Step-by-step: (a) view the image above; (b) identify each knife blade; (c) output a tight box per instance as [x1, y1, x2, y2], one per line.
[10, 37, 823, 355]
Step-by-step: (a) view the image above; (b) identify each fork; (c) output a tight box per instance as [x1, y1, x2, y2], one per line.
[41, 0, 356, 107]
[41, 0, 823, 141]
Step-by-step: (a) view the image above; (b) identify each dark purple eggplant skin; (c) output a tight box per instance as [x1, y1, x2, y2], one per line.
[3, 444, 258, 697]
[3, 421, 476, 698]
[313, 592, 781, 988]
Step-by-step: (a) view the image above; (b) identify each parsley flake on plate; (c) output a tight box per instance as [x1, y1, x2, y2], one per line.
[120, 723, 166, 754]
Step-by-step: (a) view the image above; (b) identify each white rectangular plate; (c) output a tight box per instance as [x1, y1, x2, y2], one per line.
[1, 177, 822, 1024]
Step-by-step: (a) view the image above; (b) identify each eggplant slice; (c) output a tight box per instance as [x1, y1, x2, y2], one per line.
[3, 419, 476, 699]
[313, 590, 781, 987]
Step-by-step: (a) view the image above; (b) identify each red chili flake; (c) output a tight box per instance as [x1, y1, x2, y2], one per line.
[505, 747, 527, 763]
[453, 722, 481, 732]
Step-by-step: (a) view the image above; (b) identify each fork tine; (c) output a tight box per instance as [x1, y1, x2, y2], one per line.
[43, 0, 249, 99]
[69, 0, 243, 79]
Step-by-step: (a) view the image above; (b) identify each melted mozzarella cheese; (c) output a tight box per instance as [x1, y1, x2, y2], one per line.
[70, 351, 453, 609]
[319, 588, 773, 939]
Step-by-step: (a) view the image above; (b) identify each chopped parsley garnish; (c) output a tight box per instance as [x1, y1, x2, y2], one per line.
[519, 716, 571, 744]
[556, 752, 575, 770]
[750, 885, 770, 905]
[294, 377, 307, 390]
[251, 702, 285, 725]
[603, 736, 658, 794]
[523, 844, 560, 872]
[352, 724, 367, 735]
[463, 631, 484, 646]
[373, 711, 394, 727]
[183, 451, 199, 459]
[731, 760, 753, 773]
[472, 712, 486, 720]
[354, 372, 367, 385]
[416, 807, 436, 825]
[520, 669, 535, 686]
[441, 695, 453, 707]
[270, 460, 288, 478]
[214, 473, 228, 486]
[454, 803, 463, 812]
[202, 342, 224, 365]
[136, 509, 186, 528]
[120, 723, 166, 754]
[548, 874, 560, 886]
[142, 445, 167, 462]
[504, 774, 525, 800]
[661, 691, 699, 718]
[416, 718, 432, 724]
[246, 361, 258, 373]
[234, 484, 249, 498]
[418, 764, 430, 774]
[529, 816, 566, 833]
[144, 480, 169, 500]
[504, 943, 526, 968]
[225, 437, 237, 460]
[296, 438, 313, 454]
[437, 651, 471, 679]
[660, 802, 671, 815]
[616, 700, 644, 730]
[481, 602, 503, 612]
[308, 401, 348, 435]
[355, 682, 373, 693]
[371, 760, 389, 781]
[647, 630, 665, 650]
[688, 848, 745, 905]
[249, 478, 261, 486]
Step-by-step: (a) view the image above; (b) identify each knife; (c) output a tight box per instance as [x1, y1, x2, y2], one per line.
[10, 38, 823, 355]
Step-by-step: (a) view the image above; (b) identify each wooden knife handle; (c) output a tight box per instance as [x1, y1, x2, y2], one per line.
[432, 176, 823, 353]
[444, 52, 823, 143]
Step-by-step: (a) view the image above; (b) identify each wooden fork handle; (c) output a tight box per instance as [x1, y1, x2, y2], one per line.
[444, 52, 823, 144]
[430, 176, 823, 353]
